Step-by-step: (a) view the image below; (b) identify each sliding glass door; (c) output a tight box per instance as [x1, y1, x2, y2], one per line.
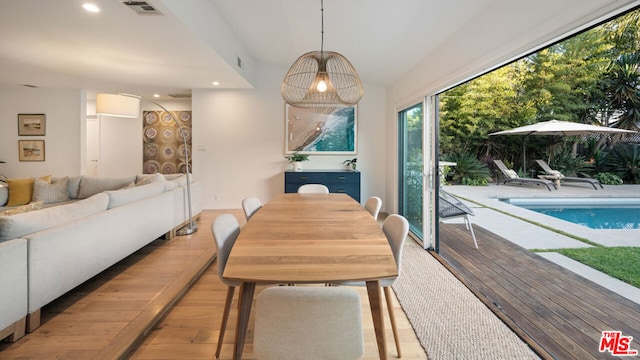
[398, 97, 438, 250]
[398, 103, 424, 238]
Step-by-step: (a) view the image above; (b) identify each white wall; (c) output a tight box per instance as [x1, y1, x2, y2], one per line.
[192, 62, 387, 209]
[0, 86, 83, 178]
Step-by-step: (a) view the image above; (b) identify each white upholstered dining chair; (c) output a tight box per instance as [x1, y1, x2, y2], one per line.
[331, 213, 409, 358]
[364, 196, 382, 220]
[241, 196, 262, 222]
[253, 286, 364, 360]
[297, 184, 329, 194]
[210, 214, 241, 359]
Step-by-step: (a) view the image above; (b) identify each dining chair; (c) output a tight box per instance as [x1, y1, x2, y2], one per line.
[364, 196, 382, 220]
[253, 286, 364, 360]
[331, 213, 409, 358]
[241, 196, 262, 222]
[210, 214, 241, 359]
[297, 183, 329, 194]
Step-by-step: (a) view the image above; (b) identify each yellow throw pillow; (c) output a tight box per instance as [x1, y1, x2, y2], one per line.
[6, 175, 51, 207]
[7, 178, 35, 206]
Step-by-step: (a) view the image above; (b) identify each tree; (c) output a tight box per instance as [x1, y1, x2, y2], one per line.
[600, 52, 640, 131]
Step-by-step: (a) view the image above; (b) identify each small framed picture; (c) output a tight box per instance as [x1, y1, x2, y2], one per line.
[18, 140, 45, 162]
[18, 113, 46, 136]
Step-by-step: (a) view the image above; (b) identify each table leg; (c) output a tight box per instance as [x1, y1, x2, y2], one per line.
[366, 280, 387, 360]
[232, 282, 256, 360]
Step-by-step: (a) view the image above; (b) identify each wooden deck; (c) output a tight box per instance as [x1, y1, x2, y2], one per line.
[436, 223, 640, 360]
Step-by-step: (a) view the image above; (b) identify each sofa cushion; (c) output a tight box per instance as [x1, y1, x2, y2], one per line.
[167, 174, 187, 188]
[0, 193, 109, 242]
[77, 176, 136, 199]
[105, 180, 165, 209]
[33, 177, 71, 204]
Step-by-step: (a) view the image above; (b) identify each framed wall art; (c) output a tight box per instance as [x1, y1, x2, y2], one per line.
[142, 110, 192, 174]
[285, 104, 357, 154]
[18, 113, 46, 136]
[18, 140, 45, 161]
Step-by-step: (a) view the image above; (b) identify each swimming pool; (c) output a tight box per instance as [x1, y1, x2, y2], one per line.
[501, 198, 640, 230]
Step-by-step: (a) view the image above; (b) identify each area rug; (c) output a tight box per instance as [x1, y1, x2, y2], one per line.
[392, 241, 540, 360]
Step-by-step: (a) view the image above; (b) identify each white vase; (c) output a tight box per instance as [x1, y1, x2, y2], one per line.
[293, 161, 303, 172]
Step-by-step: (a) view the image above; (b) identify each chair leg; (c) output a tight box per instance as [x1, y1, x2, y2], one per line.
[383, 286, 402, 358]
[215, 285, 236, 359]
[465, 216, 478, 249]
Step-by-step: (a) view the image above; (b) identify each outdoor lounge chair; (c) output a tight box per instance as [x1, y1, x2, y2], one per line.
[439, 190, 478, 249]
[535, 159, 603, 190]
[493, 160, 556, 191]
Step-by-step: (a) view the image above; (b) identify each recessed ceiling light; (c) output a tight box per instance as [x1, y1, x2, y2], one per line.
[153, 94, 160, 98]
[212, 81, 220, 86]
[82, 3, 100, 13]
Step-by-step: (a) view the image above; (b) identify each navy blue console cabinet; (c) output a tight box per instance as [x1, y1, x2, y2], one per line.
[284, 170, 361, 203]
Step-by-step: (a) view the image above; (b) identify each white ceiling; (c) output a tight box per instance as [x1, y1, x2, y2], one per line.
[0, 0, 637, 99]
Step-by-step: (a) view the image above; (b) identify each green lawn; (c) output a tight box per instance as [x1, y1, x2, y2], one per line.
[557, 247, 640, 288]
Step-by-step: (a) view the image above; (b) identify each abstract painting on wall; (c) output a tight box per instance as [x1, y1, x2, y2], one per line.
[285, 105, 357, 154]
[142, 110, 192, 174]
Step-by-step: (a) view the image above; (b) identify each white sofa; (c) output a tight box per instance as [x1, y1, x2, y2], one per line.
[0, 173, 201, 341]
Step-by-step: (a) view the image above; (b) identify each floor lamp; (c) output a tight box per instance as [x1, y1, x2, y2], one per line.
[96, 93, 197, 235]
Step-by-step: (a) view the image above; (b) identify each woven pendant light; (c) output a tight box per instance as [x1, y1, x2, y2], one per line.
[281, 1, 363, 108]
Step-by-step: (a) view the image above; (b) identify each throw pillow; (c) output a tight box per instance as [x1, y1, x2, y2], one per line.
[504, 169, 518, 179]
[32, 177, 71, 204]
[135, 175, 155, 186]
[67, 175, 83, 199]
[550, 170, 565, 178]
[0, 201, 44, 216]
[6, 178, 34, 207]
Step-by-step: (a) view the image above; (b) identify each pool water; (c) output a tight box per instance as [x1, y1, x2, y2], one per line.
[501, 198, 640, 230]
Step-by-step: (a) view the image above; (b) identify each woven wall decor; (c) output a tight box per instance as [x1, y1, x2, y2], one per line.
[142, 110, 192, 174]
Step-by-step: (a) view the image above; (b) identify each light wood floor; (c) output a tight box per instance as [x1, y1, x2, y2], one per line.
[0, 210, 428, 360]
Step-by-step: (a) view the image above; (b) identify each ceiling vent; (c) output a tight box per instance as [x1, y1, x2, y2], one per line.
[168, 93, 192, 99]
[122, 1, 163, 16]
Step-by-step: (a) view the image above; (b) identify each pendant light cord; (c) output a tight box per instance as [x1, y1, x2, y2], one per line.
[320, 0, 324, 53]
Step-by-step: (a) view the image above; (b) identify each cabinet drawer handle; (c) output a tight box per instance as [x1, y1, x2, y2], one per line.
[299, 176, 309, 180]
[337, 189, 346, 193]
[337, 176, 346, 180]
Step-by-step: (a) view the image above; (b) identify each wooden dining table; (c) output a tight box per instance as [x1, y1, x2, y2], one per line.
[222, 193, 398, 359]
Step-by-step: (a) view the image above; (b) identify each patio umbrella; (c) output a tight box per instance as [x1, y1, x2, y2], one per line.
[489, 119, 636, 174]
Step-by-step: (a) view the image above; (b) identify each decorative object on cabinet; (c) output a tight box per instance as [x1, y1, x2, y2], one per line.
[281, 0, 363, 108]
[18, 114, 46, 136]
[285, 104, 356, 154]
[284, 169, 360, 202]
[18, 140, 45, 161]
[343, 158, 357, 171]
[284, 152, 309, 172]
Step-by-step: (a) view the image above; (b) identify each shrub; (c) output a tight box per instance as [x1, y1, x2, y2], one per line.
[441, 152, 491, 185]
[602, 143, 640, 184]
[547, 148, 591, 177]
[594, 172, 623, 185]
